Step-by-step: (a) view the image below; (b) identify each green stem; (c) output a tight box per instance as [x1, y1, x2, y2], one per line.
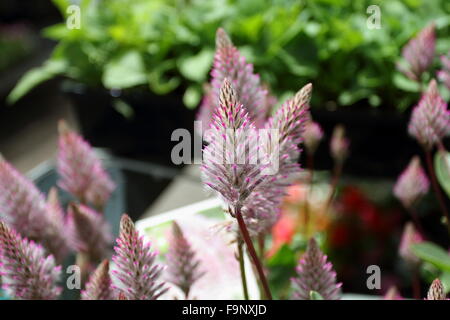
[237, 239, 250, 300]
[235, 207, 273, 300]
[323, 161, 343, 214]
[425, 149, 450, 234]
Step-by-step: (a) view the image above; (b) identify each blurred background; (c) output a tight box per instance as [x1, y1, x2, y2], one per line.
[1, 0, 449, 297]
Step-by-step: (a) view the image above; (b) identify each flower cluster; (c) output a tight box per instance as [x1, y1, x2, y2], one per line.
[393, 156, 429, 208]
[291, 238, 342, 300]
[398, 24, 435, 82]
[408, 79, 450, 150]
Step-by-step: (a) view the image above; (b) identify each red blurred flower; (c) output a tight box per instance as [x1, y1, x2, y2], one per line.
[267, 214, 296, 257]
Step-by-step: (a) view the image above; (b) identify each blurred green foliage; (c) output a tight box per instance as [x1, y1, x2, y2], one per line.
[8, 0, 450, 110]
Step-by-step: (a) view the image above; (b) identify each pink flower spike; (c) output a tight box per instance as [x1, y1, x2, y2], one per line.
[112, 214, 167, 300]
[166, 222, 205, 299]
[0, 157, 69, 262]
[399, 222, 424, 266]
[427, 279, 447, 300]
[291, 238, 342, 300]
[393, 156, 429, 208]
[408, 79, 450, 150]
[303, 118, 324, 155]
[81, 259, 115, 300]
[330, 124, 349, 164]
[0, 221, 62, 300]
[398, 24, 435, 82]
[197, 28, 269, 129]
[57, 120, 115, 209]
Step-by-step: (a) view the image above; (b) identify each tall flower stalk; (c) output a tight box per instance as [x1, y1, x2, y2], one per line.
[0, 221, 62, 300]
[290, 238, 342, 300]
[408, 79, 450, 232]
[202, 79, 275, 299]
[112, 214, 167, 300]
[166, 222, 204, 299]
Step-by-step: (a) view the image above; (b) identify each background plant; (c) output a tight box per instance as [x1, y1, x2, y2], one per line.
[9, 0, 450, 112]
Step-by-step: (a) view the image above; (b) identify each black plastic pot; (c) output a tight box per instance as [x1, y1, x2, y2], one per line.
[308, 107, 432, 178]
[64, 84, 196, 164]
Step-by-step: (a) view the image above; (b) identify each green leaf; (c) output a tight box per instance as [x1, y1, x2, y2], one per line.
[7, 60, 66, 104]
[183, 86, 201, 109]
[393, 72, 420, 92]
[309, 291, 324, 300]
[102, 51, 147, 89]
[435, 150, 450, 198]
[178, 49, 213, 82]
[411, 242, 450, 272]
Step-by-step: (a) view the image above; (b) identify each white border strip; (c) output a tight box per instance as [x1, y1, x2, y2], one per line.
[135, 197, 223, 231]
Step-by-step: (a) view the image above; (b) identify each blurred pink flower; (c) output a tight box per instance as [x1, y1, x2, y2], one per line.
[166, 222, 205, 298]
[57, 120, 115, 209]
[399, 222, 424, 265]
[438, 54, 450, 90]
[408, 79, 450, 150]
[330, 125, 349, 163]
[384, 286, 403, 300]
[67, 203, 113, 264]
[0, 157, 69, 262]
[398, 24, 435, 81]
[303, 119, 324, 155]
[393, 156, 429, 208]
